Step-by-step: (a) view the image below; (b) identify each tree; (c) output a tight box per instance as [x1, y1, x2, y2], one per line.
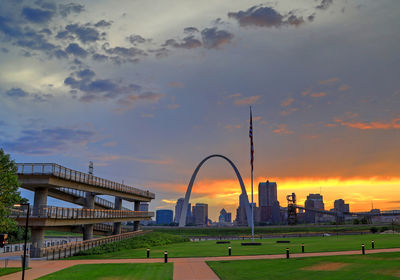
[0, 149, 22, 233]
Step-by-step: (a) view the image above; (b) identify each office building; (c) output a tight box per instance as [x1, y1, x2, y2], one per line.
[334, 199, 350, 213]
[219, 208, 232, 223]
[305, 194, 324, 223]
[174, 198, 192, 225]
[258, 180, 280, 224]
[156, 209, 173, 225]
[192, 203, 208, 226]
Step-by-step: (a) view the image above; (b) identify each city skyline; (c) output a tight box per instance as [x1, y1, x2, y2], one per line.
[1, 0, 400, 221]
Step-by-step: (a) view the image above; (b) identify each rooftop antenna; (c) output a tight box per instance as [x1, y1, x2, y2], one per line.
[371, 201, 374, 210]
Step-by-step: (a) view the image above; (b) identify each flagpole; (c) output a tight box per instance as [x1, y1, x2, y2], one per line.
[249, 106, 255, 242]
[251, 162, 254, 242]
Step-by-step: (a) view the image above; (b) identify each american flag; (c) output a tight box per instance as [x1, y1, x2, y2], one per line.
[249, 107, 254, 171]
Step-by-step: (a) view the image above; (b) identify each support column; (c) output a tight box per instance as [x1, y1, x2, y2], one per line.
[33, 187, 48, 215]
[133, 201, 140, 231]
[30, 227, 45, 258]
[83, 192, 95, 240]
[30, 187, 48, 257]
[113, 197, 122, 235]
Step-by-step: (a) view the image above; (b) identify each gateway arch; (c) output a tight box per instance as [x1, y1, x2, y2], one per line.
[178, 154, 252, 227]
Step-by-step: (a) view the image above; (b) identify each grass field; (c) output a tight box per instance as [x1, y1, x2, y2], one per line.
[207, 252, 400, 280]
[37, 263, 173, 280]
[0, 267, 22, 276]
[148, 224, 391, 237]
[68, 233, 400, 259]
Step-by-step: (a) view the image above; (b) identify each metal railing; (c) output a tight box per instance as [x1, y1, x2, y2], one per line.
[58, 187, 130, 210]
[16, 163, 155, 199]
[10, 205, 154, 220]
[93, 223, 132, 233]
[41, 230, 150, 259]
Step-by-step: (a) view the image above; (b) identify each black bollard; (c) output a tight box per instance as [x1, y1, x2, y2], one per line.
[286, 248, 290, 259]
[301, 244, 305, 253]
[362, 244, 365, 255]
[228, 246, 231, 256]
[164, 251, 168, 263]
[147, 248, 150, 258]
[371, 240, 375, 249]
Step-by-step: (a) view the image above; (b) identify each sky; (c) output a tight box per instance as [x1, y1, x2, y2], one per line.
[1, 0, 400, 221]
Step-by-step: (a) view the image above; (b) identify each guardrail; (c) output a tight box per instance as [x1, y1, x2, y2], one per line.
[93, 223, 132, 233]
[10, 205, 154, 220]
[41, 230, 150, 259]
[59, 187, 130, 210]
[16, 163, 155, 199]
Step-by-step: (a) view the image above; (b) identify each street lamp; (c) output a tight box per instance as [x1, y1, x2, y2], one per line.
[14, 203, 30, 280]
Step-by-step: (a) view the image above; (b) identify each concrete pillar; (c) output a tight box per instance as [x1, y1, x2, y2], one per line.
[83, 192, 95, 240]
[134, 201, 140, 231]
[113, 197, 122, 235]
[33, 187, 48, 216]
[30, 227, 45, 258]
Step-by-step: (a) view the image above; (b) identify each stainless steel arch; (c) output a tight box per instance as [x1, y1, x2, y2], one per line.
[178, 154, 252, 227]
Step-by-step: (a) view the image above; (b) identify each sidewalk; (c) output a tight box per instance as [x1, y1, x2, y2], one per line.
[1, 247, 400, 280]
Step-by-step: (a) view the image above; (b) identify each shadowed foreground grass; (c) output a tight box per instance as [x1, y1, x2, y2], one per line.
[37, 263, 173, 280]
[68, 233, 400, 259]
[0, 267, 23, 276]
[207, 252, 400, 280]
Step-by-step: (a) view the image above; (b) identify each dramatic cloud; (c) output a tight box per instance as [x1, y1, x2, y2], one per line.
[102, 43, 146, 63]
[310, 92, 327, 98]
[94, 20, 112, 28]
[5, 88, 29, 98]
[127, 34, 147, 45]
[228, 6, 305, 28]
[201, 27, 233, 49]
[234, 95, 260, 105]
[333, 115, 400, 130]
[1, 127, 96, 155]
[184, 27, 199, 34]
[21, 7, 55, 23]
[316, 0, 333, 10]
[59, 3, 85, 17]
[319, 77, 339, 85]
[65, 24, 102, 44]
[163, 35, 202, 49]
[65, 43, 88, 58]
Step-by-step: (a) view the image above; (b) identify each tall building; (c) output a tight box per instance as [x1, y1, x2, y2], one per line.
[192, 203, 208, 226]
[156, 209, 173, 225]
[235, 193, 249, 226]
[305, 194, 324, 223]
[334, 199, 350, 213]
[219, 208, 232, 223]
[174, 198, 192, 224]
[258, 180, 280, 224]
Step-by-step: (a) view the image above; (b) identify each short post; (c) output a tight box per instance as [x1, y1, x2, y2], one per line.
[286, 248, 290, 259]
[301, 244, 305, 253]
[146, 248, 150, 258]
[5, 259, 8, 268]
[228, 246, 231, 256]
[371, 240, 375, 249]
[164, 251, 168, 263]
[362, 244, 365, 255]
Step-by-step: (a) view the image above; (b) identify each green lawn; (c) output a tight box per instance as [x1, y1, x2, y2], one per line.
[37, 263, 173, 280]
[0, 267, 22, 276]
[68, 233, 400, 259]
[149, 224, 392, 237]
[207, 252, 400, 280]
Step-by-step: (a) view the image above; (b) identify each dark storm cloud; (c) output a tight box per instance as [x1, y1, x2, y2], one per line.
[0, 16, 23, 38]
[59, 3, 85, 17]
[15, 29, 56, 52]
[316, 0, 333, 10]
[65, 43, 88, 58]
[92, 53, 108, 62]
[163, 35, 202, 49]
[5, 88, 29, 98]
[54, 49, 68, 59]
[228, 6, 305, 28]
[65, 24, 102, 43]
[21, 7, 55, 23]
[1, 127, 96, 155]
[201, 28, 233, 49]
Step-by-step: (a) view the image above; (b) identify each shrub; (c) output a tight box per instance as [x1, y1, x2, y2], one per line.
[370, 227, 378, 233]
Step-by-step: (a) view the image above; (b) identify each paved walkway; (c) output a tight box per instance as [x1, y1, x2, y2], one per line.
[1, 248, 400, 280]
